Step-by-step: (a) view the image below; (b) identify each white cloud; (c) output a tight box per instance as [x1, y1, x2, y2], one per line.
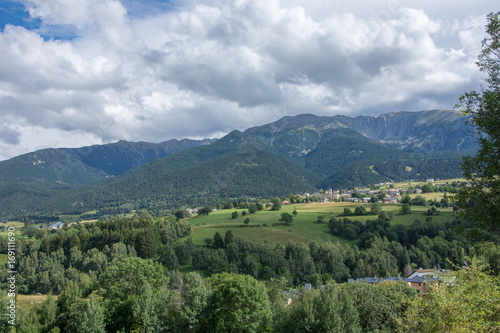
[0, 0, 491, 160]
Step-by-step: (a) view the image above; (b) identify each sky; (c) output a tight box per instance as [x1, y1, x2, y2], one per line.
[0, 0, 497, 160]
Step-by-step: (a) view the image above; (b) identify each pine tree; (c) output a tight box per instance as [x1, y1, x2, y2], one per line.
[213, 232, 224, 249]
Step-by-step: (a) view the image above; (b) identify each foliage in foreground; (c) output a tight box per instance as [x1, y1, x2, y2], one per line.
[2, 256, 499, 332]
[457, 11, 500, 236]
[399, 259, 500, 332]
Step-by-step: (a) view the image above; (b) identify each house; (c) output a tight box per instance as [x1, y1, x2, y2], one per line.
[349, 274, 440, 294]
[186, 207, 203, 215]
[408, 268, 448, 279]
[389, 189, 400, 197]
[282, 200, 290, 205]
[363, 197, 372, 203]
[46, 222, 64, 230]
[383, 197, 398, 204]
[339, 194, 351, 201]
[405, 275, 438, 294]
[347, 197, 359, 203]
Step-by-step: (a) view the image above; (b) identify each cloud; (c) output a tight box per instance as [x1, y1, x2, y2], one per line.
[0, 125, 20, 145]
[0, 0, 491, 160]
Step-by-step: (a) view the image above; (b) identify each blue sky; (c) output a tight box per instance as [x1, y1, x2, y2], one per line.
[0, 0, 497, 160]
[0, 1, 36, 30]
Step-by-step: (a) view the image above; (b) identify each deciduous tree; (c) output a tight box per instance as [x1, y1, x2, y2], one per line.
[205, 273, 272, 332]
[456, 12, 500, 235]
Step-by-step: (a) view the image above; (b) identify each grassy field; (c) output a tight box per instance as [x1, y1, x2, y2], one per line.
[16, 294, 56, 310]
[0, 222, 25, 240]
[186, 201, 456, 246]
[383, 178, 465, 189]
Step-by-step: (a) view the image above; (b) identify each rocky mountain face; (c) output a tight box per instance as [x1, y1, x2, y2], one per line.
[333, 110, 476, 152]
[244, 110, 477, 160]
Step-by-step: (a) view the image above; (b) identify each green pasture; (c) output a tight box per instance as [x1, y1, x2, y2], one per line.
[408, 192, 451, 201]
[384, 178, 465, 189]
[188, 207, 347, 246]
[186, 201, 457, 246]
[0, 222, 25, 240]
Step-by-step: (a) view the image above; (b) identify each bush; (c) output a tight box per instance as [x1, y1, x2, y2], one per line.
[355, 205, 367, 215]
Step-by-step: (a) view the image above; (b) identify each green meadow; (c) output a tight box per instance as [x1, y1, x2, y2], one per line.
[186, 201, 456, 246]
[0, 221, 25, 240]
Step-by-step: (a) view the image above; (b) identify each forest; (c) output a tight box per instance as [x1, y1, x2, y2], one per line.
[0, 208, 499, 331]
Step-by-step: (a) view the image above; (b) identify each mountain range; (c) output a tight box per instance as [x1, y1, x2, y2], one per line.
[0, 110, 476, 218]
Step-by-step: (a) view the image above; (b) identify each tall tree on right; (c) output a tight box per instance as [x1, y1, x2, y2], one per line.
[456, 12, 500, 236]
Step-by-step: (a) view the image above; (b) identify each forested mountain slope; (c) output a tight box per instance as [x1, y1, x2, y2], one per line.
[0, 110, 474, 217]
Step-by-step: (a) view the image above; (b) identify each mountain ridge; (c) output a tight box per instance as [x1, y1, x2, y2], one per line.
[0, 110, 476, 218]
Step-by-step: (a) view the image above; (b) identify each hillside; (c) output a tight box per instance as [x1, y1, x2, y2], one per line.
[38, 131, 321, 214]
[0, 110, 474, 218]
[0, 148, 108, 189]
[63, 138, 215, 176]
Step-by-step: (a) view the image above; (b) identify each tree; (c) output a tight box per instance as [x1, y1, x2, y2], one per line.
[378, 211, 389, 221]
[280, 282, 361, 333]
[224, 230, 234, 246]
[98, 257, 168, 332]
[456, 12, 500, 235]
[342, 280, 416, 332]
[174, 209, 187, 219]
[136, 228, 160, 258]
[174, 238, 194, 265]
[370, 203, 382, 215]
[231, 211, 239, 219]
[426, 206, 438, 216]
[177, 272, 210, 332]
[412, 195, 427, 206]
[23, 215, 31, 228]
[37, 296, 59, 332]
[244, 217, 250, 225]
[131, 284, 176, 332]
[270, 197, 282, 211]
[198, 206, 212, 215]
[401, 203, 411, 214]
[280, 212, 293, 225]
[213, 232, 224, 249]
[400, 194, 412, 205]
[354, 205, 367, 216]
[343, 207, 352, 216]
[248, 203, 258, 214]
[0, 289, 10, 331]
[205, 273, 272, 332]
[63, 297, 106, 333]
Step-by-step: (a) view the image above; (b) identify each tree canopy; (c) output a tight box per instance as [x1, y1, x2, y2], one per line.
[457, 11, 500, 235]
[205, 272, 272, 332]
